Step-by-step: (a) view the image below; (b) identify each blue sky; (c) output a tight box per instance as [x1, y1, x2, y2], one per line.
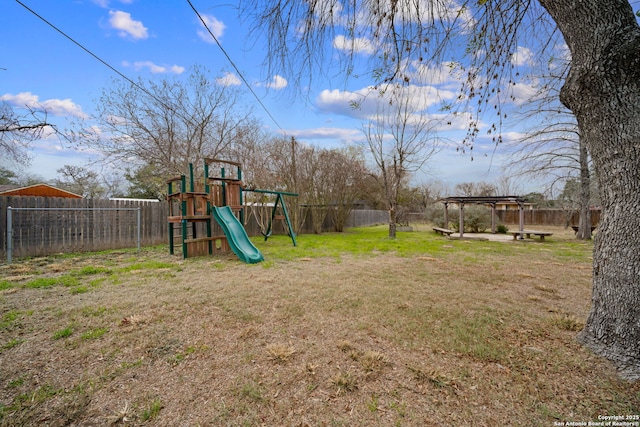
[2, 0, 559, 194]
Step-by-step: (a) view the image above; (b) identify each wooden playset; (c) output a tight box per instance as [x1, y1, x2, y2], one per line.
[167, 159, 296, 261]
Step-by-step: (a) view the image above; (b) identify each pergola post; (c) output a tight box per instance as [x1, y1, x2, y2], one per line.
[518, 201, 525, 239]
[490, 203, 497, 234]
[459, 202, 464, 238]
[444, 202, 449, 228]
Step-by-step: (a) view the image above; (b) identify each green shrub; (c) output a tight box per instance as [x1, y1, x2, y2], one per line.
[449, 205, 491, 233]
[425, 203, 447, 228]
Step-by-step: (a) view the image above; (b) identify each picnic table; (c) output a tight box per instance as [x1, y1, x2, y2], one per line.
[570, 225, 597, 234]
[510, 230, 553, 241]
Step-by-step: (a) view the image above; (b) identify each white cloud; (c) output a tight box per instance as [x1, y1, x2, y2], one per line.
[216, 72, 241, 86]
[169, 65, 185, 74]
[408, 61, 463, 88]
[287, 127, 365, 148]
[510, 46, 535, 67]
[547, 43, 571, 74]
[315, 87, 376, 119]
[93, 0, 133, 7]
[287, 127, 365, 145]
[1, 92, 87, 119]
[40, 98, 87, 118]
[411, 0, 474, 26]
[123, 61, 185, 74]
[105, 115, 128, 126]
[394, 85, 456, 110]
[2, 92, 39, 106]
[109, 10, 148, 40]
[350, 0, 474, 34]
[333, 35, 376, 55]
[507, 81, 541, 105]
[264, 75, 288, 90]
[315, 83, 456, 121]
[197, 14, 225, 43]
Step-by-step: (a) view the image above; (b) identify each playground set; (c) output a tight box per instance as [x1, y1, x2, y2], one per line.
[166, 158, 297, 263]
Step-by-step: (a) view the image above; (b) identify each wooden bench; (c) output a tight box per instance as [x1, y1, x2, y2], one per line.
[510, 230, 553, 241]
[433, 227, 454, 236]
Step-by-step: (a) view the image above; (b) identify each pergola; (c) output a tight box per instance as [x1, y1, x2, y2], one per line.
[439, 196, 527, 238]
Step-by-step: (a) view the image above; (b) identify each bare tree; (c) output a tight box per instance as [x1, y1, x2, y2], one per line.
[421, 180, 451, 203]
[455, 181, 497, 197]
[241, 136, 369, 234]
[297, 145, 327, 233]
[243, 0, 640, 378]
[54, 165, 105, 199]
[362, 85, 441, 238]
[322, 146, 369, 232]
[495, 176, 524, 197]
[226, 120, 271, 188]
[503, 74, 596, 239]
[505, 110, 581, 191]
[301, 146, 369, 233]
[0, 102, 55, 167]
[82, 66, 254, 180]
[241, 136, 307, 233]
[575, 141, 594, 239]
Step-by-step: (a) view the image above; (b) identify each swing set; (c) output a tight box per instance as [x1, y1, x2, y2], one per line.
[244, 188, 298, 246]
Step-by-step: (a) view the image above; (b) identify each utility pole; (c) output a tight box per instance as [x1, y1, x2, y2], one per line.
[290, 136, 298, 231]
[291, 136, 297, 194]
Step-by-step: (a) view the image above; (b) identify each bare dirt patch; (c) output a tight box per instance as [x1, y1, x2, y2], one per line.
[0, 231, 638, 426]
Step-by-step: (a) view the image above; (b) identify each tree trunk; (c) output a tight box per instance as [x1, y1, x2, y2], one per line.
[388, 204, 397, 239]
[540, 0, 640, 379]
[577, 140, 592, 240]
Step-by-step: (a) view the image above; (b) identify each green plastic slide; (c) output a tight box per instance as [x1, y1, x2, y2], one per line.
[212, 206, 264, 264]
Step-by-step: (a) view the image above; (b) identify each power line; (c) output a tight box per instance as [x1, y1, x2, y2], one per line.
[17, 0, 278, 139]
[186, 0, 287, 135]
[15, 0, 168, 111]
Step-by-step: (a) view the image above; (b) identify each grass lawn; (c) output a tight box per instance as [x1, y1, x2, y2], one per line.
[0, 224, 638, 426]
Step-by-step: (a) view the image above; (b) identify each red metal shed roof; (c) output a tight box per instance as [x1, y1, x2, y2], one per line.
[0, 184, 82, 198]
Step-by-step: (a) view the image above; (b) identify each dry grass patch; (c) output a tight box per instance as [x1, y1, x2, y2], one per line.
[549, 313, 585, 331]
[360, 350, 389, 374]
[120, 313, 151, 326]
[535, 284, 558, 294]
[337, 339, 355, 353]
[408, 365, 456, 388]
[265, 342, 296, 363]
[330, 370, 358, 395]
[0, 228, 638, 426]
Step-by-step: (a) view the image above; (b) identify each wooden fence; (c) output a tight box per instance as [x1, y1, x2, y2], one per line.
[1, 197, 388, 261]
[5, 195, 596, 261]
[1, 197, 168, 260]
